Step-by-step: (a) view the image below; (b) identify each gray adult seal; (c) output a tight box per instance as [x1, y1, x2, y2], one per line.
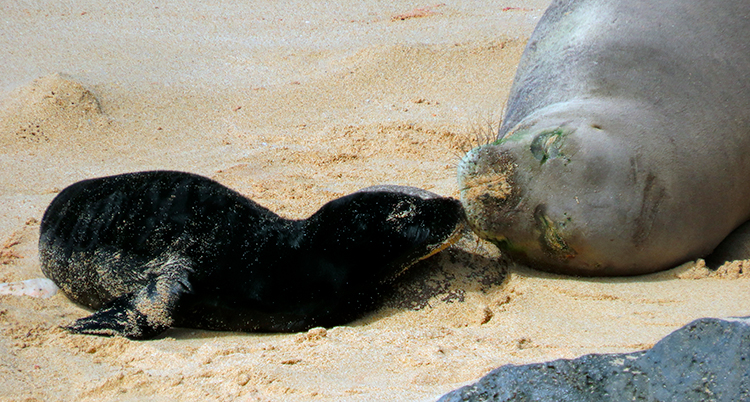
[458, 0, 750, 276]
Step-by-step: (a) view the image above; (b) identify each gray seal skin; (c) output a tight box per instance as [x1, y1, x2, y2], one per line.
[39, 171, 465, 340]
[458, 0, 750, 276]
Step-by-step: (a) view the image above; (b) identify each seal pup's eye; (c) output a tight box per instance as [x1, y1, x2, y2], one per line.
[386, 200, 417, 222]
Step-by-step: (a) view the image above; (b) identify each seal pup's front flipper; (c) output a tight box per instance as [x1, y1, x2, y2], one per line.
[66, 255, 193, 340]
[66, 293, 160, 339]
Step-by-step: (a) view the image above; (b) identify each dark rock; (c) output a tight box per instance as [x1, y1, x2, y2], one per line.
[438, 316, 750, 402]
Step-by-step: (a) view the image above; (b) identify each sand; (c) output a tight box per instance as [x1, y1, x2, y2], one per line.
[0, 1, 748, 401]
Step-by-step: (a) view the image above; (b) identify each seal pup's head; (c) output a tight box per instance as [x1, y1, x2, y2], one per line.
[303, 186, 465, 285]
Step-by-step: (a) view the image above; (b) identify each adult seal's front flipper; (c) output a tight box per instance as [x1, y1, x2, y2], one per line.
[705, 221, 750, 269]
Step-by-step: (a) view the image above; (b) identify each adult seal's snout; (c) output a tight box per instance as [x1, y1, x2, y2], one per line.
[458, 145, 519, 242]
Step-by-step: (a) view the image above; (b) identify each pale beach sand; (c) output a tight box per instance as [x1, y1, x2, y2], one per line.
[0, 1, 748, 401]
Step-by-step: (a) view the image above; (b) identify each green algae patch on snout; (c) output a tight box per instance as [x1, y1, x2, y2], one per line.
[534, 205, 577, 260]
[530, 128, 571, 164]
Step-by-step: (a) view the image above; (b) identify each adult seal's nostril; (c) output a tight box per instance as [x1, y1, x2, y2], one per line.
[39, 171, 465, 340]
[457, 0, 750, 276]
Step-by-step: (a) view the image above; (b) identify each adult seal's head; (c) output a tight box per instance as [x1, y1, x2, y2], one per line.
[458, 0, 750, 276]
[39, 171, 465, 339]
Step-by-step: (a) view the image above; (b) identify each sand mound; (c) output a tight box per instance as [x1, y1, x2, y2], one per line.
[0, 73, 107, 148]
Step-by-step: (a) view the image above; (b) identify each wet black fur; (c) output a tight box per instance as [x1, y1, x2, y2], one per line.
[39, 171, 463, 339]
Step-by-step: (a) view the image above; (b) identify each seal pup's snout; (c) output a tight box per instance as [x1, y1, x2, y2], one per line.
[402, 196, 465, 244]
[367, 195, 465, 279]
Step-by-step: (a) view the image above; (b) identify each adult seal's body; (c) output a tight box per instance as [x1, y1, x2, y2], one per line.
[458, 0, 750, 276]
[39, 171, 464, 339]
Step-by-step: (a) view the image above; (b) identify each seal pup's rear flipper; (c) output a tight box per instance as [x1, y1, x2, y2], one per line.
[65, 255, 193, 340]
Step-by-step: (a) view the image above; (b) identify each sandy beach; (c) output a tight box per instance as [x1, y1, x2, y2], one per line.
[1, 1, 749, 401]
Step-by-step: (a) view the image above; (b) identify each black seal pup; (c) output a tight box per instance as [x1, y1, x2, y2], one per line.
[458, 0, 750, 275]
[39, 171, 465, 339]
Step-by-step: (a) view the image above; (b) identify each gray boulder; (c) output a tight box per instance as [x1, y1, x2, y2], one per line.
[438, 316, 750, 401]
